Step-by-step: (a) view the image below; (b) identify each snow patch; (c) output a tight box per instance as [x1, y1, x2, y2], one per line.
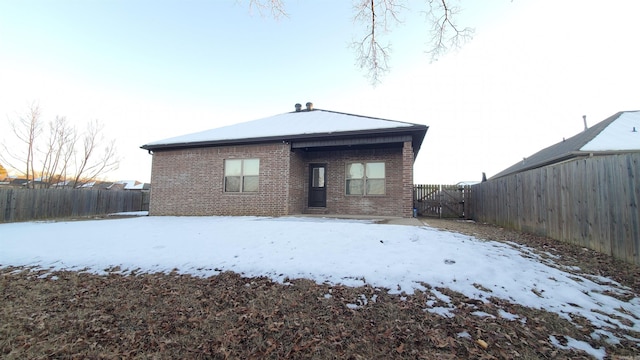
[549, 335, 606, 360]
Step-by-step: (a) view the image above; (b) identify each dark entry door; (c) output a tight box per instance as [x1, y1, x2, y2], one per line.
[308, 164, 326, 207]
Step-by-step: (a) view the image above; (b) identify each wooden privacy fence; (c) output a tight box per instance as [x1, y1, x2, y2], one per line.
[0, 188, 150, 223]
[467, 153, 640, 266]
[414, 184, 472, 218]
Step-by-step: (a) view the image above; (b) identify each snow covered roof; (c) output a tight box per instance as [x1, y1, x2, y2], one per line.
[580, 111, 640, 151]
[110, 180, 149, 190]
[141, 108, 428, 155]
[115, 180, 138, 189]
[80, 181, 96, 188]
[492, 111, 640, 179]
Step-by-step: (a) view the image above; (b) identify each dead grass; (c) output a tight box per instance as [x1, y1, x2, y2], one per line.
[1, 267, 637, 359]
[1, 218, 639, 359]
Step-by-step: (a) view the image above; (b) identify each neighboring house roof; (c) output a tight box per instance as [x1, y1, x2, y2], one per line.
[113, 180, 149, 190]
[78, 181, 114, 190]
[492, 111, 640, 179]
[114, 180, 138, 189]
[80, 181, 97, 188]
[52, 180, 72, 187]
[141, 107, 428, 157]
[456, 181, 480, 186]
[10, 178, 29, 186]
[128, 182, 150, 190]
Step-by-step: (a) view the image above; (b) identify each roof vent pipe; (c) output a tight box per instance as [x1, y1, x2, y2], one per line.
[295, 103, 302, 112]
[306, 102, 313, 111]
[583, 115, 588, 131]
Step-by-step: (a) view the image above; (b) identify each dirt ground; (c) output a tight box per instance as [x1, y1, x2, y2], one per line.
[1, 217, 639, 359]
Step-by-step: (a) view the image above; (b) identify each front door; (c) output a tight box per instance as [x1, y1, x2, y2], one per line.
[308, 164, 326, 207]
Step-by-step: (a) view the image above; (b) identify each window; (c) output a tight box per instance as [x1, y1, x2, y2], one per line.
[312, 167, 325, 188]
[224, 159, 259, 192]
[346, 162, 385, 195]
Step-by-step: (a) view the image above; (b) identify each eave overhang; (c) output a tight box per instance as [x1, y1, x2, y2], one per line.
[141, 125, 428, 157]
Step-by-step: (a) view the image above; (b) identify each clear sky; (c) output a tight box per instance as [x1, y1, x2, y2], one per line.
[1, 0, 638, 184]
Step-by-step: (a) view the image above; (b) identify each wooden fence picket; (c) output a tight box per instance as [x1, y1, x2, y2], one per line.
[467, 153, 640, 266]
[0, 188, 149, 223]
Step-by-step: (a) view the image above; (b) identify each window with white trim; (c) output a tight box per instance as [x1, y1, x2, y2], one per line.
[345, 162, 385, 195]
[224, 159, 259, 193]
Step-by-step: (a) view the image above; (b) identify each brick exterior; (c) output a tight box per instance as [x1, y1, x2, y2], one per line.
[287, 149, 306, 215]
[295, 146, 410, 217]
[149, 143, 291, 216]
[149, 142, 415, 217]
[402, 141, 415, 218]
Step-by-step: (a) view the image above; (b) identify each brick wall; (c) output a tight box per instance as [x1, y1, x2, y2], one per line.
[287, 150, 306, 214]
[401, 141, 414, 218]
[149, 143, 291, 216]
[149, 142, 414, 217]
[299, 146, 409, 217]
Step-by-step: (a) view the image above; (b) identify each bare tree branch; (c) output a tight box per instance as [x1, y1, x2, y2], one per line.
[246, 0, 288, 19]
[0, 102, 43, 188]
[239, 0, 474, 84]
[352, 0, 405, 85]
[425, 0, 474, 61]
[39, 116, 77, 188]
[72, 120, 119, 187]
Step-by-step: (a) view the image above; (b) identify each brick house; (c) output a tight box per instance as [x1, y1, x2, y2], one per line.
[141, 103, 428, 218]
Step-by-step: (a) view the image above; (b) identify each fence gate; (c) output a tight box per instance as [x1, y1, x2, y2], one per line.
[413, 184, 468, 218]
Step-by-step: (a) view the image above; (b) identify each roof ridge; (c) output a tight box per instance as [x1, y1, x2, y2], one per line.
[295, 108, 419, 127]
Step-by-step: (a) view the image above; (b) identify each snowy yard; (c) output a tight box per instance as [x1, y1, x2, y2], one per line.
[1, 215, 639, 359]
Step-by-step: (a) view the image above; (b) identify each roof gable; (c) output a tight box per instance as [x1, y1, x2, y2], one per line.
[141, 108, 428, 156]
[492, 111, 640, 179]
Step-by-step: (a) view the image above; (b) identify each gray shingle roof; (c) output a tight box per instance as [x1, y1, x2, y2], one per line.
[491, 111, 640, 179]
[141, 108, 428, 156]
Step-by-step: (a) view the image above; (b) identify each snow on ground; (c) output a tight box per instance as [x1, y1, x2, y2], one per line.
[1, 215, 639, 358]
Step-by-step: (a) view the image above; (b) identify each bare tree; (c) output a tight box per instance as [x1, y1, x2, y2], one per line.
[39, 116, 77, 188]
[242, 0, 473, 84]
[71, 120, 119, 187]
[1, 104, 119, 188]
[0, 102, 43, 188]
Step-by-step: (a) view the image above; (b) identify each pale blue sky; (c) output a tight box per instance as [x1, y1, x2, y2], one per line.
[1, 0, 638, 183]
